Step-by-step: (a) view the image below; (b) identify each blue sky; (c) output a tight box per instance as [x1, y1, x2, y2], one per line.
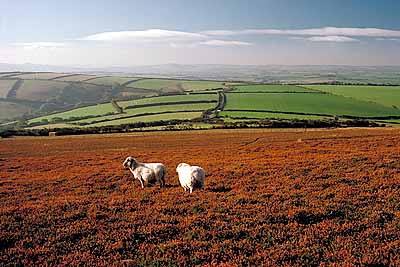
[1, 0, 399, 66]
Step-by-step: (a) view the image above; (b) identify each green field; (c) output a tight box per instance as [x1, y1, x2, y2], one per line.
[29, 103, 117, 124]
[88, 112, 203, 127]
[232, 84, 318, 93]
[118, 93, 218, 108]
[127, 79, 225, 91]
[224, 92, 400, 118]
[302, 85, 400, 108]
[118, 90, 158, 98]
[88, 76, 139, 86]
[73, 103, 214, 125]
[220, 111, 329, 120]
[0, 80, 16, 98]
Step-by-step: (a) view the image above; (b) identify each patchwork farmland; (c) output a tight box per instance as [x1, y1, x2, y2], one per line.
[1, 72, 400, 131]
[0, 73, 227, 126]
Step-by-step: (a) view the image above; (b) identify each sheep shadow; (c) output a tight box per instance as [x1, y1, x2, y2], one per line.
[208, 186, 232, 193]
[164, 184, 180, 189]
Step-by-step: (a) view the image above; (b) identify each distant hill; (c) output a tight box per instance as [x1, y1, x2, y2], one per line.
[1, 63, 400, 83]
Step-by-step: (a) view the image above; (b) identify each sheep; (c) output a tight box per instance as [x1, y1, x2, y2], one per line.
[176, 163, 205, 193]
[123, 157, 166, 188]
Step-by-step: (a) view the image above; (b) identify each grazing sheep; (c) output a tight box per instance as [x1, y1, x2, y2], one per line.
[123, 157, 166, 188]
[176, 163, 205, 193]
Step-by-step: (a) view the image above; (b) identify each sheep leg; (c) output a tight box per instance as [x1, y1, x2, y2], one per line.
[189, 188, 193, 194]
[160, 177, 165, 188]
[138, 175, 145, 188]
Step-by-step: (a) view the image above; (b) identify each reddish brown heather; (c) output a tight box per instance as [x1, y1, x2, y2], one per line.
[0, 129, 399, 266]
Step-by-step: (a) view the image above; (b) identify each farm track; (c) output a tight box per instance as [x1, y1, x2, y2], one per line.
[0, 128, 399, 266]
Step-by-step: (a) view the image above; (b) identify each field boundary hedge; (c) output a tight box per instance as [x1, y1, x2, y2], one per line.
[223, 109, 400, 120]
[227, 91, 327, 94]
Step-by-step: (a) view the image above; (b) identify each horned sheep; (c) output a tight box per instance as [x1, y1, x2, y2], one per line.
[123, 157, 166, 188]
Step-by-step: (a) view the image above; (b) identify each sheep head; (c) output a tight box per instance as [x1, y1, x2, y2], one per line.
[123, 156, 138, 170]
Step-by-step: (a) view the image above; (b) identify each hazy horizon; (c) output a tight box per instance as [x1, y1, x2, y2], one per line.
[1, 0, 400, 67]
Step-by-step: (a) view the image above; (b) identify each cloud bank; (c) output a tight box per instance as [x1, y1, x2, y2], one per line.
[14, 42, 66, 50]
[202, 27, 400, 38]
[82, 29, 207, 42]
[10, 27, 400, 53]
[306, 36, 358, 42]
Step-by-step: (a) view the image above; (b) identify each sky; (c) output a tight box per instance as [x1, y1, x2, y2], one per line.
[0, 0, 400, 66]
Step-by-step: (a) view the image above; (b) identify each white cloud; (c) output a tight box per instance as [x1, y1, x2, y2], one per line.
[14, 42, 66, 50]
[198, 40, 252, 46]
[306, 36, 358, 42]
[81, 29, 207, 43]
[203, 27, 400, 38]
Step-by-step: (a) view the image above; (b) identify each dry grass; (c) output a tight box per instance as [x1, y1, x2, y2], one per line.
[1, 128, 399, 266]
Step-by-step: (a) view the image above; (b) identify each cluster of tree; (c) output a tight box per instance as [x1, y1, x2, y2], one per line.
[304, 81, 400, 86]
[0, 119, 195, 138]
[217, 118, 383, 129]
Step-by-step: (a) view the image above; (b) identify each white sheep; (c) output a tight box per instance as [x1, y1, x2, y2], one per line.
[123, 157, 166, 188]
[176, 163, 205, 193]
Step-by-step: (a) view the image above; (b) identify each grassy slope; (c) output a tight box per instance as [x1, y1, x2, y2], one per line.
[88, 76, 139, 86]
[29, 103, 116, 123]
[16, 80, 68, 101]
[127, 79, 224, 91]
[118, 94, 218, 108]
[89, 112, 203, 126]
[0, 80, 16, 98]
[224, 92, 400, 117]
[232, 84, 318, 92]
[0, 101, 31, 120]
[74, 103, 215, 124]
[220, 111, 329, 120]
[303, 85, 400, 108]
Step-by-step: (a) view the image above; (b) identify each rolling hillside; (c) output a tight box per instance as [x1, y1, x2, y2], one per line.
[1, 72, 400, 130]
